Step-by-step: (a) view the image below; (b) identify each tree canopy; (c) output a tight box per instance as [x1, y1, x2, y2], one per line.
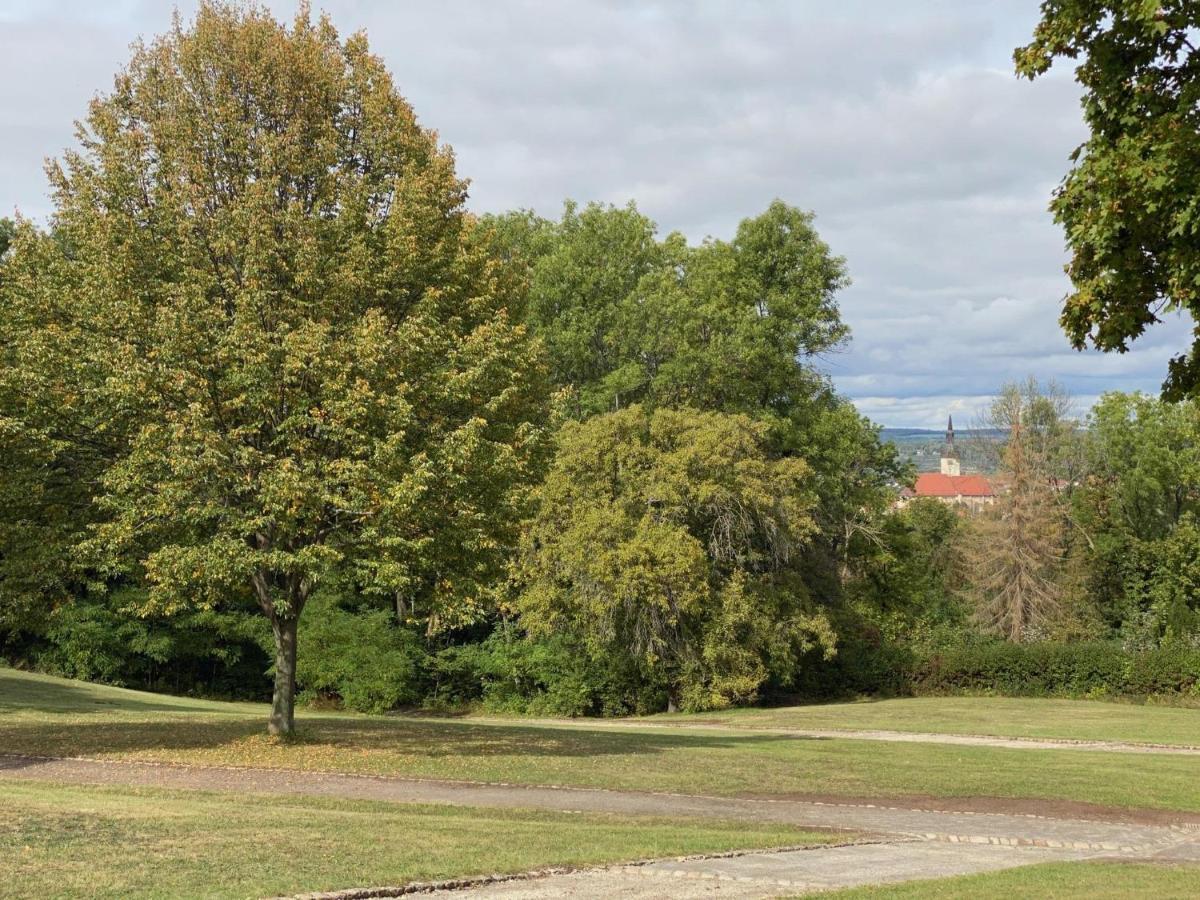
[1017, 1, 1200, 398]
[487, 199, 849, 419]
[490, 200, 904, 601]
[0, 3, 548, 733]
[519, 405, 834, 711]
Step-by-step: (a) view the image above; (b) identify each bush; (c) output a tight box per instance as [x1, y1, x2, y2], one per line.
[38, 597, 167, 684]
[295, 597, 427, 713]
[430, 628, 660, 716]
[30, 589, 271, 698]
[1124, 643, 1200, 696]
[907, 639, 1200, 700]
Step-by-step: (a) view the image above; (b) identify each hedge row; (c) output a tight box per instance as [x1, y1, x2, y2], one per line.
[907, 640, 1200, 700]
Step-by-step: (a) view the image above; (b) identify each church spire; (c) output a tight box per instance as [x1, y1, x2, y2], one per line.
[940, 414, 960, 476]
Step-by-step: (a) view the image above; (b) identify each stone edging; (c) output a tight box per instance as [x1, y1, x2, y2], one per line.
[267, 838, 895, 899]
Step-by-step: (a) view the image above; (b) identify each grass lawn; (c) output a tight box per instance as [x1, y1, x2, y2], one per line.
[0, 780, 834, 900]
[4, 668, 1200, 814]
[823, 861, 1200, 898]
[667, 695, 1200, 746]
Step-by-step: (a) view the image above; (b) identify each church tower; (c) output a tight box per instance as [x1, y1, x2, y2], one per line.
[939, 415, 961, 476]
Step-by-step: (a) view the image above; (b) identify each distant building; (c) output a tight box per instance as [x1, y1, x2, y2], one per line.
[895, 416, 995, 512]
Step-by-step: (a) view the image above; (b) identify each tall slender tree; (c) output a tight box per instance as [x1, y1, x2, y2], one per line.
[967, 383, 1068, 641]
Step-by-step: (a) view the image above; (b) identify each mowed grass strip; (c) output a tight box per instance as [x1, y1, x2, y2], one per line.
[5, 669, 1200, 814]
[0, 780, 835, 900]
[822, 860, 1200, 899]
[665, 695, 1200, 747]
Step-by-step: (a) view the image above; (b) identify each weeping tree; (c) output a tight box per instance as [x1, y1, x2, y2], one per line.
[1, 3, 547, 733]
[519, 405, 835, 712]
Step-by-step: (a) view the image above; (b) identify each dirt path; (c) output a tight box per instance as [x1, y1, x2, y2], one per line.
[457, 715, 1200, 756]
[3, 752, 1196, 849]
[5, 752, 1199, 898]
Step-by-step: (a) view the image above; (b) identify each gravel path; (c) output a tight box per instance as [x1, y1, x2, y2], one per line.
[464, 715, 1200, 756]
[415, 842, 1096, 899]
[5, 754, 1198, 898]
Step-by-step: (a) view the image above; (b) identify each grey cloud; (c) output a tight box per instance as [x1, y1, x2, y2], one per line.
[1, 0, 1191, 427]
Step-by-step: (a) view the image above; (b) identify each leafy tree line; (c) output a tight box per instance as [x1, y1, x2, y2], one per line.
[840, 381, 1200, 701]
[0, 3, 905, 727]
[5, 3, 1199, 723]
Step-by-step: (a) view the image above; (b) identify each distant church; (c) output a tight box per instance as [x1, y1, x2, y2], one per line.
[896, 416, 995, 512]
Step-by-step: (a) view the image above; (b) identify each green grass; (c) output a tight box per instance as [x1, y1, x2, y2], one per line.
[0, 780, 833, 900]
[4, 668, 1200, 814]
[823, 861, 1200, 898]
[666, 695, 1200, 746]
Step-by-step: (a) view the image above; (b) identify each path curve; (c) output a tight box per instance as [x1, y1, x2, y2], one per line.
[3, 753, 1195, 850]
[6, 754, 1198, 898]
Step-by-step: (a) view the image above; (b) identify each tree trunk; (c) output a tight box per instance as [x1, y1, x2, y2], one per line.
[666, 686, 681, 714]
[269, 615, 299, 736]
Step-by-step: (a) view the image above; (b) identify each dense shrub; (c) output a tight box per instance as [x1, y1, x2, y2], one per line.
[782, 629, 915, 701]
[295, 598, 427, 714]
[430, 629, 657, 716]
[21, 590, 271, 698]
[907, 639, 1200, 701]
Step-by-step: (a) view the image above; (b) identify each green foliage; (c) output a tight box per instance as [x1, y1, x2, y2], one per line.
[1017, 3, 1200, 398]
[0, 3, 549, 732]
[487, 199, 849, 419]
[490, 198, 903, 708]
[19, 589, 270, 698]
[848, 498, 965, 637]
[38, 596, 170, 685]
[430, 628, 652, 716]
[1071, 392, 1200, 643]
[0, 223, 114, 635]
[520, 405, 834, 711]
[910, 639, 1200, 701]
[0, 217, 13, 259]
[295, 594, 425, 713]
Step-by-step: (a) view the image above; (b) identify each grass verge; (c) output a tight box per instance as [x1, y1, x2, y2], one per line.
[5, 669, 1200, 815]
[0, 779, 835, 900]
[822, 860, 1200, 898]
[665, 695, 1200, 746]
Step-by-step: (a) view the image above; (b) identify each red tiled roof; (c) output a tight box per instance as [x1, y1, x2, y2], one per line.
[912, 472, 994, 497]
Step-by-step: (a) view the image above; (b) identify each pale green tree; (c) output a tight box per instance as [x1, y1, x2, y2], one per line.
[519, 405, 835, 712]
[1, 3, 548, 733]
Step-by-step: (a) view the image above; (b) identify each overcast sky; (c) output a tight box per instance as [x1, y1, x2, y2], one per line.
[1, 1, 1192, 427]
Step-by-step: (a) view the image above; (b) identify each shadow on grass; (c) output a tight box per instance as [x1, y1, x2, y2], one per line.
[0, 669, 261, 717]
[0, 711, 812, 765]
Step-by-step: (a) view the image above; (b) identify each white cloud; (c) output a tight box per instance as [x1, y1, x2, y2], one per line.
[0, 0, 1192, 429]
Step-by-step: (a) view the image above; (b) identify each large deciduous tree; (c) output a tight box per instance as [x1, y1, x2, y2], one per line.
[488, 199, 849, 418]
[1071, 391, 1200, 641]
[489, 200, 904, 599]
[1017, 2, 1200, 398]
[1, 3, 547, 733]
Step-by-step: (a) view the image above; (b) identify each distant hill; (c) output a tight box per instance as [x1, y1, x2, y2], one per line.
[879, 427, 1005, 474]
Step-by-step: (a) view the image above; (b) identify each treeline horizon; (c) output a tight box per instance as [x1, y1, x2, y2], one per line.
[2, 4, 1199, 730]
